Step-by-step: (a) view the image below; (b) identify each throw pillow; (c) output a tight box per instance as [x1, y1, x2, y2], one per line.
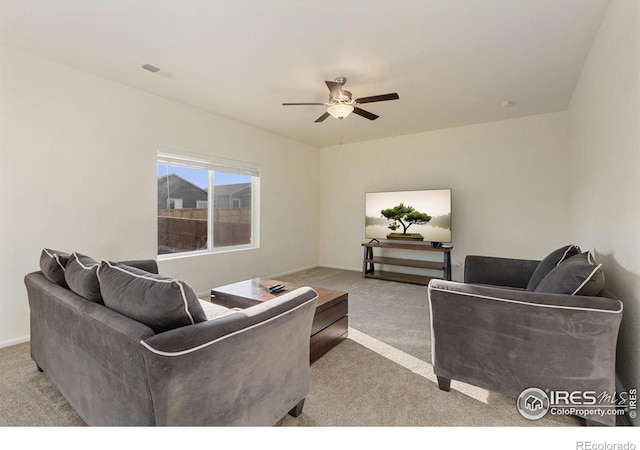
[65, 252, 102, 302]
[97, 261, 207, 333]
[534, 252, 605, 296]
[39, 248, 71, 288]
[526, 244, 581, 291]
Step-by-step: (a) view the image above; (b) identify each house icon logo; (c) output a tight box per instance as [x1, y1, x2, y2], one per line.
[517, 388, 550, 420]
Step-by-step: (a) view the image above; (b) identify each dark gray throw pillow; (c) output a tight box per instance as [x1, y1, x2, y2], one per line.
[39, 248, 71, 288]
[97, 261, 206, 333]
[526, 244, 581, 291]
[65, 252, 102, 302]
[535, 252, 605, 296]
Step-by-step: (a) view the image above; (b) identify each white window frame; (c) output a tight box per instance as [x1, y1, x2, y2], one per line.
[157, 147, 260, 259]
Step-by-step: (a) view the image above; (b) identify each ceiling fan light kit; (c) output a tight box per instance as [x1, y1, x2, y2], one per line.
[283, 77, 399, 123]
[327, 104, 354, 120]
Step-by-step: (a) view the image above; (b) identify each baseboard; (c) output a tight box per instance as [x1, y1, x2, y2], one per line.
[317, 263, 361, 273]
[617, 374, 638, 426]
[266, 264, 320, 279]
[0, 335, 29, 349]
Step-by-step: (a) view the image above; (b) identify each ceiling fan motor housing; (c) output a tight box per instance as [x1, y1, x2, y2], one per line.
[332, 90, 352, 104]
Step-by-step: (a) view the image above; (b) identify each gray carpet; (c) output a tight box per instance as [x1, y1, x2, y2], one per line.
[279, 267, 432, 362]
[0, 342, 84, 426]
[277, 329, 581, 426]
[0, 267, 623, 427]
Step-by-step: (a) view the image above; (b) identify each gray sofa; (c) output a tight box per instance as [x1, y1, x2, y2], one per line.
[428, 246, 623, 426]
[25, 250, 318, 426]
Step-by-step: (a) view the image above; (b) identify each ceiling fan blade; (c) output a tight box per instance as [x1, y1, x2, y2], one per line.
[353, 107, 379, 121]
[325, 81, 343, 98]
[314, 112, 330, 123]
[355, 93, 399, 104]
[282, 102, 325, 106]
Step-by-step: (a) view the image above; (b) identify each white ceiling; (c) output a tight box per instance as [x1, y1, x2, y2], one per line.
[0, 0, 611, 148]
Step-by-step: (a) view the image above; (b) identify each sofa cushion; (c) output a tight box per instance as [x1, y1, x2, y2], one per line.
[535, 252, 605, 296]
[526, 244, 581, 291]
[65, 252, 102, 302]
[39, 248, 71, 288]
[97, 261, 207, 333]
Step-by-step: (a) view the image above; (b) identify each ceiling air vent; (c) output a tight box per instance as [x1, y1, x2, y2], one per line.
[141, 63, 174, 78]
[142, 63, 160, 73]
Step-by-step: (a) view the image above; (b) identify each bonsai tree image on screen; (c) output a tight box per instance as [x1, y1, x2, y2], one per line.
[381, 203, 432, 239]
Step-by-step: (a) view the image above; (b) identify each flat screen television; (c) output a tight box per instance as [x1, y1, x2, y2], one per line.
[365, 189, 452, 244]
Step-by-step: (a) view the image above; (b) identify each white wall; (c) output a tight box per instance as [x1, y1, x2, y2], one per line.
[318, 112, 571, 281]
[567, 0, 640, 420]
[0, 46, 319, 347]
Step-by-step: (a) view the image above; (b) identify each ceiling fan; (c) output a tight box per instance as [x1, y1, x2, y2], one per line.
[282, 77, 399, 122]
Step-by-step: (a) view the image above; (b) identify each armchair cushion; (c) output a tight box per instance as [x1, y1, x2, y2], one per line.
[97, 260, 206, 333]
[535, 252, 605, 296]
[526, 244, 581, 291]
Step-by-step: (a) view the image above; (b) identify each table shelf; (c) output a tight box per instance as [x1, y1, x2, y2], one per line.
[362, 241, 452, 285]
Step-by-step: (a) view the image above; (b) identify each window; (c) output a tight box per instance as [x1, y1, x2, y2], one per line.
[157, 148, 260, 257]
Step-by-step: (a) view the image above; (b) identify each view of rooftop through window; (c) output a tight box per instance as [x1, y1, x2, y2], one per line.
[157, 164, 249, 188]
[157, 163, 254, 256]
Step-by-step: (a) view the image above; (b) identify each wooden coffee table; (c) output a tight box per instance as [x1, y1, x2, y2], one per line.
[210, 278, 348, 364]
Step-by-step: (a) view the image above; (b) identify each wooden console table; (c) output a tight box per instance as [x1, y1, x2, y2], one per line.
[362, 241, 452, 285]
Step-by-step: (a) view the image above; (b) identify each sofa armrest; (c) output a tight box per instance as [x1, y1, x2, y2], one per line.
[464, 255, 540, 288]
[118, 259, 158, 274]
[428, 279, 623, 426]
[430, 278, 622, 311]
[139, 287, 318, 426]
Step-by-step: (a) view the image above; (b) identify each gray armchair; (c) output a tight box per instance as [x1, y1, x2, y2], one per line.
[428, 254, 623, 426]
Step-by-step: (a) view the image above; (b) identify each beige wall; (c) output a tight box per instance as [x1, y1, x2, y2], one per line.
[318, 112, 571, 281]
[567, 0, 640, 420]
[0, 46, 319, 346]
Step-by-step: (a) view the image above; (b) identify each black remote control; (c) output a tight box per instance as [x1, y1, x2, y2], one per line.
[268, 284, 285, 293]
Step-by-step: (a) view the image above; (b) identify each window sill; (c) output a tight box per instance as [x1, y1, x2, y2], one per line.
[157, 244, 260, 261]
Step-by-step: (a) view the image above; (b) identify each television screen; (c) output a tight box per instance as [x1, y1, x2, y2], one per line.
[365, 189, 452, 243]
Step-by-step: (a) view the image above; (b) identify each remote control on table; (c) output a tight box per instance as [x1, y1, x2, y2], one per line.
[268, 284, 285, 293]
